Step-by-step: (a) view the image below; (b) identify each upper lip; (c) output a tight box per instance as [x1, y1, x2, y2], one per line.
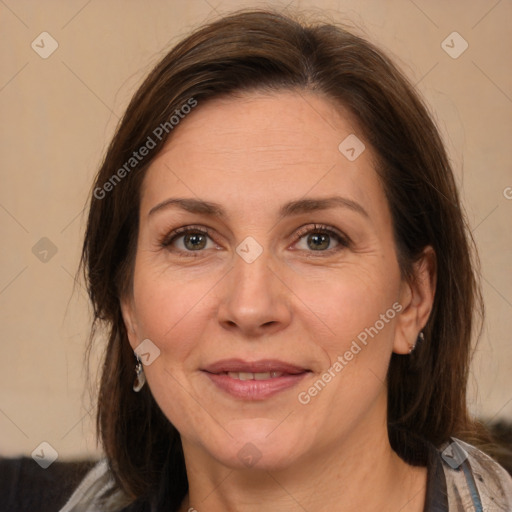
[202, 358, 310, 374]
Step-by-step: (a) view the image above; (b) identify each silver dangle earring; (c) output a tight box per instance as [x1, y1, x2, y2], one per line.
[133, 354, 146, 392]
[408, 331, 425, 354]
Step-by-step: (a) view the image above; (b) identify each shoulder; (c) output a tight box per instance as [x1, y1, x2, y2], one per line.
[58, 459, 138, 512]
[438, 437, 512, 511]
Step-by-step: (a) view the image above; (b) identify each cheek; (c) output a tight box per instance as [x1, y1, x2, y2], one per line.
[129, 265, 213, 432]
[292, 261, 400, 347]
[129, 254, 228, 385]
[292, 269, 401, 424]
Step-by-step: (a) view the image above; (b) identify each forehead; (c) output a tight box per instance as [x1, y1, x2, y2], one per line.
[140, 91, 386, 220]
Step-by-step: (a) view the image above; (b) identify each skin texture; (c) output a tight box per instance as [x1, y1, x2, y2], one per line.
[121, 91, 436, 512]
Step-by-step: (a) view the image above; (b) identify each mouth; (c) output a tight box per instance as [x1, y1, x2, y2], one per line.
[201, 359, 312, 400]
[212, 370, 297, 380]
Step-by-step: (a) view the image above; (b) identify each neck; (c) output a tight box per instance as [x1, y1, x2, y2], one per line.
[177, 400, 427, 512]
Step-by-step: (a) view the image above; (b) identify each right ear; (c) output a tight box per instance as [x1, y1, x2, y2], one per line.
[120, 296, 139, 351]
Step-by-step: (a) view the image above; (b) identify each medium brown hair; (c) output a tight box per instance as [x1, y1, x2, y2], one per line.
[81, 8, 486, 509]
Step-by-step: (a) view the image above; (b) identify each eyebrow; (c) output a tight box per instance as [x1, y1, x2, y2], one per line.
[148, 195, 369, 220]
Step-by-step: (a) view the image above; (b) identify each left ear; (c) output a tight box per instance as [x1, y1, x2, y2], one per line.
[393, 246, 437, 354]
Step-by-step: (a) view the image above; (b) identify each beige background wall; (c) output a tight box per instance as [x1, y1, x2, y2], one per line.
[1, 0, 511, 460]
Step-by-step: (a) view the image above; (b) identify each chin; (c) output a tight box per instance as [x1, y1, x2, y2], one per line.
[203, 419, 310, 471]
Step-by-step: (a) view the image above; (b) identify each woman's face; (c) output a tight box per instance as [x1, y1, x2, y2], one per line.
[122, 91, 431, 470]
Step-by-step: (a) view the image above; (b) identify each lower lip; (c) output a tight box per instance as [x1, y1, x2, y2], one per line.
[203, 371, 310, 400]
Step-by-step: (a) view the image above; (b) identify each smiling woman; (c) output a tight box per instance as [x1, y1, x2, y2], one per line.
[61, 8, 512, 512]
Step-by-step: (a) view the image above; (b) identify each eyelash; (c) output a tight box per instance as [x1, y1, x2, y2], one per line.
[160, 223, 350, 258]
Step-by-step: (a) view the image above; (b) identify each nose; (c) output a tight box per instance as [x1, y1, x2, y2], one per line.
[216, 247, 292, 338]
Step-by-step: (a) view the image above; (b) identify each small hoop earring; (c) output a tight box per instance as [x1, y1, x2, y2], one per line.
[133, 355, 146, 392]
[408, 331, 425, 354]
